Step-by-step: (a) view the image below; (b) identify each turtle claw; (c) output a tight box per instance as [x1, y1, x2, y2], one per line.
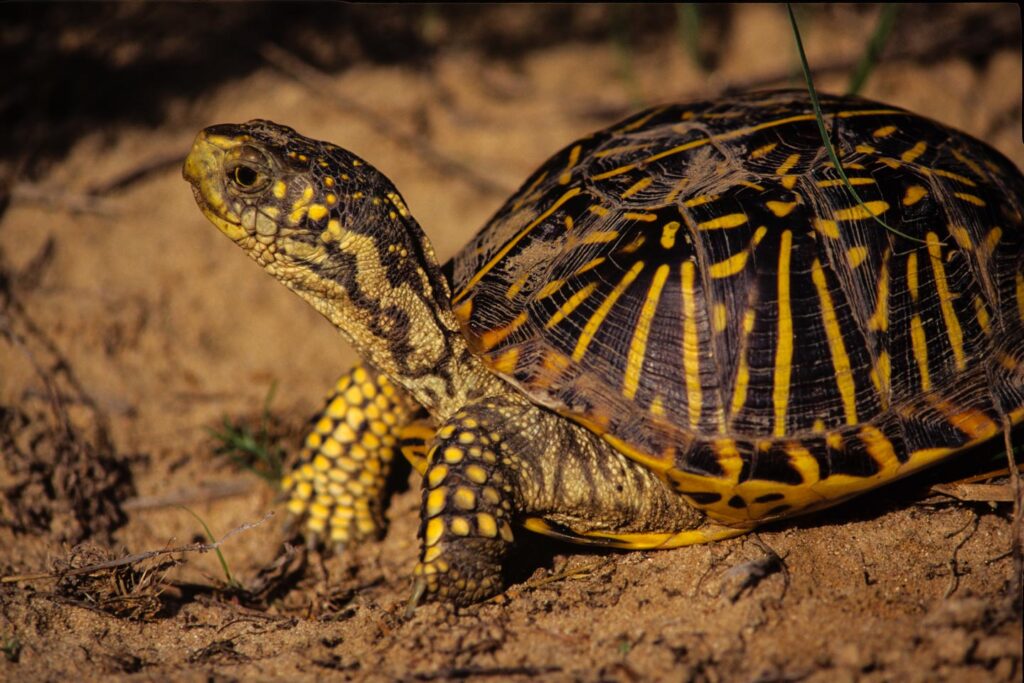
[303, 529, 321, 550]
[404, 576, 427, 617]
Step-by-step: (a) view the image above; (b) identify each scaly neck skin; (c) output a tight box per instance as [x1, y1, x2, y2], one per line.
[281, 196, 501, 422]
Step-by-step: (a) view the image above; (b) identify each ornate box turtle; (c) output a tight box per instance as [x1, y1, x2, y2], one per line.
[184, 90, 1024, 606]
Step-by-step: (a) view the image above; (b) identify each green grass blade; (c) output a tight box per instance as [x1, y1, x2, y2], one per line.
[786, 3, 928, 246]
[847, 4, 900, 96]
[180, 505, 240, 589]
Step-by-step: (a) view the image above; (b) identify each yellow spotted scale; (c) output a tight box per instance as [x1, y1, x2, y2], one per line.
[184, 90, 1024, 607]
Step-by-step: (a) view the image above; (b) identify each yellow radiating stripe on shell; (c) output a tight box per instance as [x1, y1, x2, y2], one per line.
[535, 278, 566, 300]
[661, 221, 681, 248]
[750, 142, 777, 159]
[477, 311, 528, 350]
[713, 303, 727, 332]
[954, 192, 986, 206]
[623, 212, 658, 222]
[681, 261, 702, 428]
[847, 246, 869, 268]
[773, 230, 793, 437]
[834, 201, 889, 221]
[817, 177, 875, 188]
[933, 168, 977, 187]
[901, 141, 927, 162]
[903, 185, 928, 205]
[698, 213, 748, 230]
[868, 250, 890, 332]
[948, 225, 973, 250]
[729, 309, 756, 420]
[1016, 270, 1024, 321]
[683, 194, 719, 208]
[709, 250, 749, 278]
[811, 259, 858, 425]
[927, 232, 966, 370]
[621, 176, 653, 199]
[870, 350, 891, 407]
[873, 125, 897, 137]
[546, 282, 599, 329]
[623, 264, 670, 399]
[573, 257, 607, 276]
[776, 153, 800, 175]
[560, 145, 582, 184]
[455, 187, 581, 303]
[572, 262, 644, 361]
[910, 315, 931, 391]
[906, 251, 919, 301]
[581, 230, 620, 244]
[766, 200, 798, 217]
[973, 296, 991, 334]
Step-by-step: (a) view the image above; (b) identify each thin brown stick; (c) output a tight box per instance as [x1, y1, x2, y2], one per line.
[122, 479, 258, 511]
[0, 512, 273, 584]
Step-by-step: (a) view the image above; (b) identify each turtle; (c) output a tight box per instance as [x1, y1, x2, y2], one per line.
[183, 89, 1024, 606]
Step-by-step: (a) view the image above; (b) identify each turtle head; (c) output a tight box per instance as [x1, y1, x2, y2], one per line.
[183, 120, 471, 412]
[183, 120, 388, 291]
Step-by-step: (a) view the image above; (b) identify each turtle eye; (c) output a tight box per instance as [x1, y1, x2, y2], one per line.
[232, 165, 262, 189]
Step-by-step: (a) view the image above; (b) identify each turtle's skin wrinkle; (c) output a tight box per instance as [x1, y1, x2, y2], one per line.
[183, 90, 1024, 606]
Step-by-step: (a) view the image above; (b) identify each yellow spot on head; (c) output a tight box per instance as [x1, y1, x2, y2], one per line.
[273, 181, 287, 199]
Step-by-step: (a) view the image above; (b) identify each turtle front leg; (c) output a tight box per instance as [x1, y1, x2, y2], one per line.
[283, 364, 420, 548]
[410, 399, 709, 607]
[413, 409, 517, 605]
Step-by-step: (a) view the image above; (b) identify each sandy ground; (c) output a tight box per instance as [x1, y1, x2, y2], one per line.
[1, 4, 1022, 681]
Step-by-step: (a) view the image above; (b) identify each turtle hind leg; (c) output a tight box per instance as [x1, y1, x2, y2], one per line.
[282, 364, 420, 549]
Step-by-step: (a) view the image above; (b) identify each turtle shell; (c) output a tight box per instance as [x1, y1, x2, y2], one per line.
[450, 90, 1024, 524]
